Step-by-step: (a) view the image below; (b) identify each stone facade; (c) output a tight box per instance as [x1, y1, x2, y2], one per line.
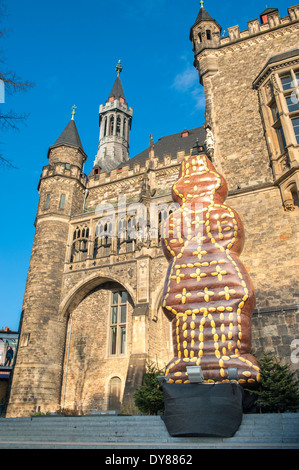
[5, 5, 299, 417]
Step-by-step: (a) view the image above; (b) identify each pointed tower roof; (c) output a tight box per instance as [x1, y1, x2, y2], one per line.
[195, 6, 214, 24]
[48, 109, 87, 159]
[107, 60, 127, 103]
[108, 75, 126, 102]
[190, 3, 221, 37]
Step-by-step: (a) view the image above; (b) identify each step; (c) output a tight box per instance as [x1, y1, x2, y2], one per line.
[0, 413, 298, 449]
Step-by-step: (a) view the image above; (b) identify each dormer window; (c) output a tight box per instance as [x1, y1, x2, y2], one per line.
[93, 168, 100, 176]
[109, 96, 114, 102]
[181, 130, 189, 138]
[120, 97, 125, 104]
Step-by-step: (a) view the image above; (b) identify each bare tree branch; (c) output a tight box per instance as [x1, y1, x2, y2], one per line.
[0, 71, 33, 94]
[0, 0, 33, 169]
[0, 110, 28, 130]
[0, 154, 17, 169]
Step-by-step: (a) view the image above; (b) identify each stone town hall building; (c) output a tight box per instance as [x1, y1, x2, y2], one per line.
[6, 4, 299, 417]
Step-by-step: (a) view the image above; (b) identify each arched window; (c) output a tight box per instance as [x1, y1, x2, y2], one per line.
[158, 206, 175, 245]
[94, 218, 113, 258]
[108, 377, 122, 411]
[126, 215, 136, 252]
[70, 225, 89, 262]
[109, 116, 114, 135]
[116, 215, 137, 254]
[206, 29, 211, 40]
[123, 118, 127, 138]
[104, 117, 107, 137]
[116, 116, 121, 136]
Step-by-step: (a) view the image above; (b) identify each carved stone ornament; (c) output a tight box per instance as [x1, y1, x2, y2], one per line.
[283, 199, 296, 212]
[204, 127, 215, 152]
[161, 149, 260, 387]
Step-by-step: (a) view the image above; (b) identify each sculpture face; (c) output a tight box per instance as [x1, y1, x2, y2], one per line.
[161, 151, 260, 386]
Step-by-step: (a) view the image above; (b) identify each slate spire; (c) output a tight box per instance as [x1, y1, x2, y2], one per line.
[48, 108, 86, 159]
[108, 60, 127, 103]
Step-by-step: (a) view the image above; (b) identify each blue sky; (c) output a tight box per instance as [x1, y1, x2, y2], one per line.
[0, 0, 291, 330]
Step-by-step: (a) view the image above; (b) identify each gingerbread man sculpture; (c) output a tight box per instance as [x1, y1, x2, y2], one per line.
[161, 145, 260, 387]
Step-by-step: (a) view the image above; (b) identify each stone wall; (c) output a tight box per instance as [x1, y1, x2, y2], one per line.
[201, 18, 299, 191]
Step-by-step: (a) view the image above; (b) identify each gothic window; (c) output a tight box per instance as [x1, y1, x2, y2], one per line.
[126, 215, 136, 252]
[109, 291, 127, 356]
[158, 207, 174, 245]
[70, 225, 89, 263]
[116, 116, 121, 136]
[109, 116, 114, 135]
[123, 118, 127, 139]
[94, 219, 113, 258]
[116, 215, 136, 254]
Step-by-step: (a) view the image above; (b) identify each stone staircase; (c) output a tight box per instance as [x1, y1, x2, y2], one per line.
[0, 413, 298, 449]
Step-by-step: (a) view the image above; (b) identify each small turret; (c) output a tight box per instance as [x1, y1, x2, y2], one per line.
[38, 106, 87, 218]
[48, 105, 87, 170]
[190, 1, 222, 55]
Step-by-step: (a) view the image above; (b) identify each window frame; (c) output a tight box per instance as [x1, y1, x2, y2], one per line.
[109, 290, 128, 357]
[44, 193, 50, 210]
[59, 193, 66, 210]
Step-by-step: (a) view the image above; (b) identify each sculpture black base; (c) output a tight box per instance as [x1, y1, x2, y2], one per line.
[162, 382, 244, 438]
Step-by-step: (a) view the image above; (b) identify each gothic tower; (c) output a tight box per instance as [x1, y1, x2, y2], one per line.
[6, 109, 87, 417]
[94, 60, 133, 172]
[190, 2, 221, 86]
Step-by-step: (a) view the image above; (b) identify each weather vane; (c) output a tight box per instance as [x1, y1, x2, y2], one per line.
[200, 0, 204, 8]
[116, 59, 123, 76]
[71, 105, 77, 120]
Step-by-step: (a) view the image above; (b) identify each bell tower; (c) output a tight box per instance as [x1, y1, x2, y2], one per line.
[94, 60, 133, 172]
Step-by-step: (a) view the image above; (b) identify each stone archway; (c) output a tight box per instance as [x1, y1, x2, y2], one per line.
[59, 275, 135, 415]
[59, 272, 136, 319]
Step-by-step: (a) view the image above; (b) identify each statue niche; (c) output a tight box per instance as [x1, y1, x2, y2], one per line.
[161, 147, 260, 387]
